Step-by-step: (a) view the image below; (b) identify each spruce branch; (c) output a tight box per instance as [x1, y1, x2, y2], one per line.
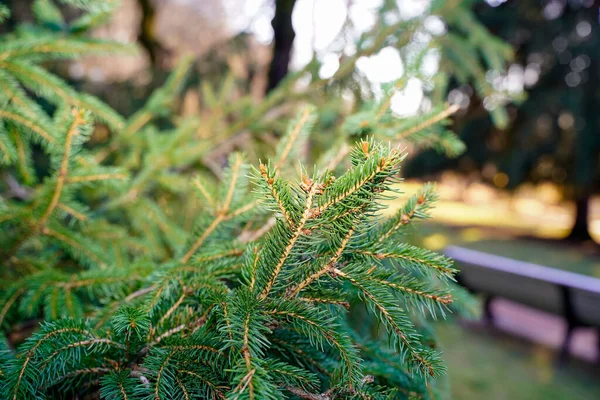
[393, 104, 460, 141]
[178, 369, 226, 399]
[285, 386, 329, 400]
[0, 60, 124, 130]
[181, 153, 245, 263]
[356, 246, 457, 280]
[287, 227, 355, 298]
[193, 177, 216, 209]
[313, 143, 405, 216]
[0, 109, 55, 143]
[8, 322, 96, 399]
[259, 179, 319, 300]
[65, 172, 128, 184]
[372, 277, 453, 307]
[332, 268, 440, 377]
[38, 109, 84, 227]
[0, 287, 25, 327]
[377, 182, 438, 242]
[0, 37, 133, 61]
[274, 105, 316, 168]
[265, 304, 361, 384]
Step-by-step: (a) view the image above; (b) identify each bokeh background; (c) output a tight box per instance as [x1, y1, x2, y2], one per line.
[2, 0, 599, 398]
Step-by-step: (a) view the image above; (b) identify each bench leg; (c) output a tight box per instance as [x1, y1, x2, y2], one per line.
[483, 295, 494, 325]
[558, 323, 575, 366]
[597, 328, 600, 364]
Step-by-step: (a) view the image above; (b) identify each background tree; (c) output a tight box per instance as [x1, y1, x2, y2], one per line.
[405, 0, 600, 243]
[266, 0, 297, 92]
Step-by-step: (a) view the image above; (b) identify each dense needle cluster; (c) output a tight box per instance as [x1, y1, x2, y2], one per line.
[2, 127, 457, 399]
[0, 1, 513, 399]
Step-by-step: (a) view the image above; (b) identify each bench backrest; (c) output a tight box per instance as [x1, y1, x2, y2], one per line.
[444, 245, 600, 327]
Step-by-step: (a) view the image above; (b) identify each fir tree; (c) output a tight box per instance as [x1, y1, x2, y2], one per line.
[0, 1, 511, 399]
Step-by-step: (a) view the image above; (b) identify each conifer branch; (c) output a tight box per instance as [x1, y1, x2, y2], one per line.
[0, 1, 507, 394]
[231, 368, 256, 400]
[181, 155, 243, 263]
[260, 182, 318, 300]
[0, 74, 40, 121]
[314, 147, 403, 215]
[122, 113, 153, 138]
[356, 248, 456, 279]
[194, 248, 244, 263]
[275, 106, 312, 167]
[94, 286, 157, 329]
[376, 78, 407, 121]
[148, 308, 213, 349]
[228, 201, 258, 219]
[298, 297, 350, 309]
[259, 163, 295, 227]
[57, 203, 87, 221]
[193, 178, 215, 208]
[0, 109, 55, 143]
[11, 326, 91, 400]
[39, 110, 83, 227]
[0, 38, 132, 61]
[42, 227, 105, 266]
[266, 308, 357, 380]
[378, 183, 437, 242]
[222, 302, 234, 343]
[12, 132, 34, 184]
[332, 268, 437, 377]
[0, 287, 25, 326]
[157, 293, 186, 327]
[241, 314, 255, 400]
[178, 369, 226, 399]
[221, 155, 243, 213]
[285, 386, 329, 400]
[1, 61, 124, 129]
[40, 337, 126, 368]
[248, 249, 259, 292]
[395, 104, 459, 141]
[49, 367, 111, 388]
[65, 173, 128, 183]
[162, 344, 221, 354]
[154, 350, 175, 400]
[371, 277, 453, 306]
[118, 379, 129, 400]
[287, 227, 355, 298]
[176, 375, 189, 400]
[149, 325, 187, 348]
[180, 216, 224, 264]
[0, 135, 14, 164]
[324, 142, 350, 172]
[239, 216, 276, 243]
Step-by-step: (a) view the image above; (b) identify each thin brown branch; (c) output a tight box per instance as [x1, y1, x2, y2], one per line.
[259, 182, 318, 300]
[395, 104, 459, 141]
[287, 227, 354, 297]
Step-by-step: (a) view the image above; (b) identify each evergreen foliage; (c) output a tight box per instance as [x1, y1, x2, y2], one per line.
[0, 1, 512, 399]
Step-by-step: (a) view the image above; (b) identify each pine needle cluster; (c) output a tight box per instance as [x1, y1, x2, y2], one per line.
[0, 1, 513, 399]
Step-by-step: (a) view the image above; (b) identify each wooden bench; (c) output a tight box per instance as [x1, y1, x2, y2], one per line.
[444, 245, 600, 363]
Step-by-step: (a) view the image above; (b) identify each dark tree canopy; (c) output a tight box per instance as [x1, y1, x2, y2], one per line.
[405, 0, 600, 242]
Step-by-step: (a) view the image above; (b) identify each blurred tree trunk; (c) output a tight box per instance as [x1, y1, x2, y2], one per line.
[137, 0, 166, 68]
[567, 53, 599, 243]
[266, 0, 297, 93]
[567, 192, 592, 242]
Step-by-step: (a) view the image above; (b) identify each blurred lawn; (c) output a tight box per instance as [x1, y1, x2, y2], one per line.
[437, 323, 600, 400]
